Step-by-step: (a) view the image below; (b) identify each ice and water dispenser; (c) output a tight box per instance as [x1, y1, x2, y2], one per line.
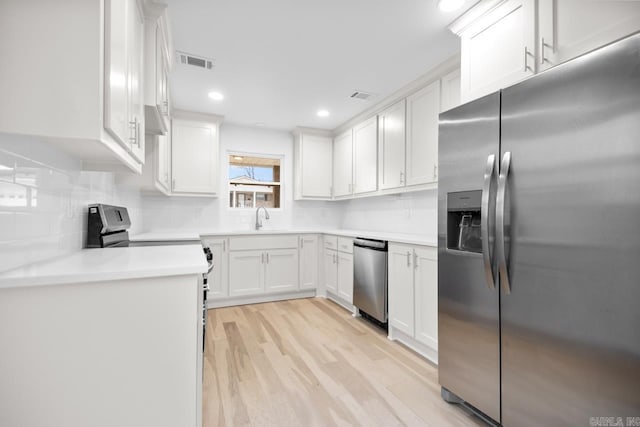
[447, 190, 482, 253]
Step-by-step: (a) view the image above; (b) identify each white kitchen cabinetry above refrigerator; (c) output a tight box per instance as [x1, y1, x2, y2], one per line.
[388, 243, 438, 364]
[451, 0, 640, 103]
[293, 129, 333, 200]
[143, 2, 172, 135]
[170, 111, 221, 197]
[0, 0, 146, 173]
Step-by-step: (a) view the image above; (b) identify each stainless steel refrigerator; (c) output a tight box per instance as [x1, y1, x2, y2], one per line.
[437, 33, 640, 426]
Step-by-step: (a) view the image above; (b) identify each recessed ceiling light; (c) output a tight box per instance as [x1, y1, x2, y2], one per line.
[317, 110, 330, 118]
[208, 91, 224, 101]
[438, 0, 464, 12]
[233, 156, 244, 161]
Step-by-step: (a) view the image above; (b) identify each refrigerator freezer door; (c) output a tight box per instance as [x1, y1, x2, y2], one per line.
[500, 34, 640, 426]
[438, 92, 501, 422]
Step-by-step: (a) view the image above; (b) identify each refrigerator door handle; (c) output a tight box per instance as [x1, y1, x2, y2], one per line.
[497, 151, 512, 294]
[481, 154, 497, 290]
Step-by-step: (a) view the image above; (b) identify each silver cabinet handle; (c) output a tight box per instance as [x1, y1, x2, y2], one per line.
[334, 253, 337, 264]
[481, 154, 497, 290]
[414, 252, 418, 270]
[539, 37, 551, 65]
[496, 151, 512, 294]
[300, 238, 304, 249]
[433, 165, 438, 178]
[400, 171, 404, 184]
[524, 47, 533, 72]
[406, 251, 411, 267]
[266, 253, 269, 264]
[261, 253, 265, 264]
[129, 118, 138, 145]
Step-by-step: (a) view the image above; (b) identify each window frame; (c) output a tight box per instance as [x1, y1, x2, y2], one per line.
[226, 150, 284, 211]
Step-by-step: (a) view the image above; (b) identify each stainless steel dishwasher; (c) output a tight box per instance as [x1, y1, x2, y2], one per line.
[353, 238, 388, 323]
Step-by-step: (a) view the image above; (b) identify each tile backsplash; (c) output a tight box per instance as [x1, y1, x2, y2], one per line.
[0, 134, 141, 272]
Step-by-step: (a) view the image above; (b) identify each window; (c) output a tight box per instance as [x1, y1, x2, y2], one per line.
[228, 155, 281, 209]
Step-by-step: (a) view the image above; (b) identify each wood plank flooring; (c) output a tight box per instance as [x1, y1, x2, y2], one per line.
[203, 297, 486, 427]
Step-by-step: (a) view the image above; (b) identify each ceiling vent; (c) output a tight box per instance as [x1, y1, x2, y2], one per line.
[176, 51, 214, 70]
[350, 90, 375, 101]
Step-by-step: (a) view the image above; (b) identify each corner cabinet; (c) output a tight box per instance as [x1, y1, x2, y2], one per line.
[452, 0, 640, 103]
[0, 0, 146, 173]
[388, 243, 438, 364]
[293, 129, 333, 200]
[333, 130, 354, 198]
[170, 112, 221, 197]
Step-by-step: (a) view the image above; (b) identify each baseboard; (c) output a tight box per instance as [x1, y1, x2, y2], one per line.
[207, 290, 317, 309]
[388, 326, 438, 365]
[322, 292, 356, 314]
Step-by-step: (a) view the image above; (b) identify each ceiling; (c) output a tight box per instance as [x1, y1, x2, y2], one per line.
[165, 0, 469, 131]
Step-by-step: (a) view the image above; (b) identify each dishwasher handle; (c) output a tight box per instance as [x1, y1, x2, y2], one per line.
[353, 238, 388, 251]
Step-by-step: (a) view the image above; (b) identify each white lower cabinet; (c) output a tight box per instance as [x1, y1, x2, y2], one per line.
[323, 236, 354, 307]
[229, 250, 265, 296]
[324, 247, 338, 294]
[388, 243, 438, 363]
[264, 249, 299, 294]
[299, 235, 319, 290]
[202, 238, 228, 299]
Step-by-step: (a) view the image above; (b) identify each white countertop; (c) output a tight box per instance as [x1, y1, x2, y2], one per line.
[0, 245, 208, 289]
[132, 228, 437, 247]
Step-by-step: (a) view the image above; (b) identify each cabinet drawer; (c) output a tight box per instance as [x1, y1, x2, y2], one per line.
[337, 237, 353, 254]
[229, 235, 298, 251]
[324, 235, 338, 250]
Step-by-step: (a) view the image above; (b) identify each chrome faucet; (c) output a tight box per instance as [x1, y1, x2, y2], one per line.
[255, 206, 270, 230]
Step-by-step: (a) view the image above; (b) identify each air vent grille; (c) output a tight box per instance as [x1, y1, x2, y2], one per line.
[350, 90, 375, 100]
[176, 51, 214, 70]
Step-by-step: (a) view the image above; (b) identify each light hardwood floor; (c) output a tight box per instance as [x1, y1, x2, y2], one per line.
[203, 297, 485, 427]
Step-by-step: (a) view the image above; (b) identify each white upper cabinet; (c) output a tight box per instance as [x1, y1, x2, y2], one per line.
[378, 100, 406, 190]
[352, 117, 378, 195]
[406, 80, 441, 186]
[333, 130, 354, 198]
[0, 0, 146, 173]
[440, 69, 461, 113]
[171, 112, 221, 196]
[293, 130, 333, 200]
[452, 0, 640, 102]
[143, 3, 171, 135]
[538, 0, 640, 72]
[456, 0, 536, 103]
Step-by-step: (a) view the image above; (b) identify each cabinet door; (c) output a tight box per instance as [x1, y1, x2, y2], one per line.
[264, 249, 299, 294]
[324, 248, 338, 294]
[441, 69, 461, 113]
[388, 245, 415, 336]
[156, 124, 171, 193]
[171, 119, 218, 195]
[353, 117, 378, 194]
[337, 252, 354, 303]
[333, 130, 353, 197]
[406, 80, 440, 186]
[127, 0, 144, 163]
[414, 247, 438, 350]
[205, 238, 228, 299]
[299, 235, 318, 290]
[460, 0, 536, 102]
[156, 27, 170, 127]
[300, 135, 332, 198]
[228, 250, 264, 296]
[104, 0, 130, 150]
[378, 100, 406, 190]
[538, 0, 640, 72]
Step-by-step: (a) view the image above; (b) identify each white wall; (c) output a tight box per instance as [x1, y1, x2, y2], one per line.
[0, 134, 142, 272]
[140, 123, 343, 232]
[339, 189, 437, 239]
